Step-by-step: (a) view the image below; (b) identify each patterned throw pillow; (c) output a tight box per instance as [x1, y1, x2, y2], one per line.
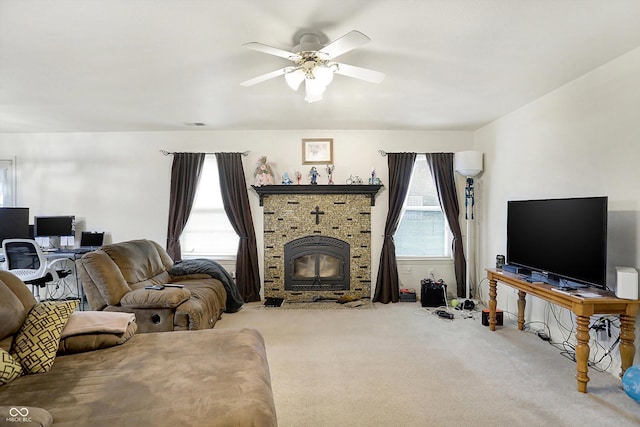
[0, 348, 23, 385]
[11, 300, 79, 374]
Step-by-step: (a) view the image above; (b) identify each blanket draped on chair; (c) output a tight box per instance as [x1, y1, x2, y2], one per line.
[170, 259, 244, 312]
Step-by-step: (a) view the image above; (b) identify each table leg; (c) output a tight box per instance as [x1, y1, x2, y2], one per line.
[575, 315, 590, 393]
[489, 278, 497, 331]
[619, 313, 636, 378]
[517, 290, 526, 331]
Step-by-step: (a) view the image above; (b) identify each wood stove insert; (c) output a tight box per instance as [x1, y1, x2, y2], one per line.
[284, 235, 350, 291]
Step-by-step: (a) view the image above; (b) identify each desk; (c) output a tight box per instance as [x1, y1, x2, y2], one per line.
[487, 268, 640, 393]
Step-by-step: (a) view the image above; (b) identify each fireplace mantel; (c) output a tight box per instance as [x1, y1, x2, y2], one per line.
[251, 184, 383, 206]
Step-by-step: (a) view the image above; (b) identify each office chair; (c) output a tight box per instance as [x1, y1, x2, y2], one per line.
[2, 239, 73, 301]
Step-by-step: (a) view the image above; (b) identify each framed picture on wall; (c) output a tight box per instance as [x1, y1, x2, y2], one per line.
[302, 138, 333, 164]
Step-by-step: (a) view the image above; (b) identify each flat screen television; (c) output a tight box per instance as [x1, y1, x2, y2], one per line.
[506, 196, 608, 289]
[34, 215, 75, 237]
[0, 207, 30, 244]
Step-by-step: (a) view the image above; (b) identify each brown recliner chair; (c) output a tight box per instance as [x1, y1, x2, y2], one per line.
[76, 239, 227, 333]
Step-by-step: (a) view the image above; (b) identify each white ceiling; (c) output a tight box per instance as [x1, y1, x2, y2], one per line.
[2, 0, 640, 133]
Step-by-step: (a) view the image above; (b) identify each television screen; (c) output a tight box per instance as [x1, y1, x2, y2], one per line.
[34, 215, 75, 237]
[0, 207, 30, 244]
[507, 196, 608, 289]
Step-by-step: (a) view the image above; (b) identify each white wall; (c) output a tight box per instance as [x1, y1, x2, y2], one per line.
[0, 129, 473, 297]
[474, 46, 640, 372]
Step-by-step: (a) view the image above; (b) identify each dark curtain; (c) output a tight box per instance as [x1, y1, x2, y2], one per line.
[373, 152, 417, 304]
[215, 152, 261, 302]
[425, 153, 466, 297]
[166, 153, 205, 261]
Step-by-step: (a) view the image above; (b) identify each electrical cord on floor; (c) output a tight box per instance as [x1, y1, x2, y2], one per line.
[414, 305, 446, 316]
[549, 304, 575, 338]
[414, 304, 481, 320]
[499, 309, 518, 327]
[474, 277, 490, 307]
[539, 307, 620, 372]
[455, 306, 480, 320]
[414, 305, 454, 319]
[523, 320, 551, 340]
[587, 315, 621, 372]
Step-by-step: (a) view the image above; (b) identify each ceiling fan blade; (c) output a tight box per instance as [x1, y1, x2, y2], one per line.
[334, 63, 385, 84]
[240, 68, 290, 87]
[319, 30, 370, 59]
[242, 42, 300, 60]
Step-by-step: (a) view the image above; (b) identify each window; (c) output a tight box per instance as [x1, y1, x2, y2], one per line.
[394, 155, 452, 257]
[180, 157, 239, 258]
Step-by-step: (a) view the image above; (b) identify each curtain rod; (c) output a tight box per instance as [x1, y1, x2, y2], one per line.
[160, 150, 249, 156]
[378, 150, 387, 156]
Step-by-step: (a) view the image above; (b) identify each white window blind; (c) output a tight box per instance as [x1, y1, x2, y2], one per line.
[180, 157, 239, 258]
[395, 154, 452, 257]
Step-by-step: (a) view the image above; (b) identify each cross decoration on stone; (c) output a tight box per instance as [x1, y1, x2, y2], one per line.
[311, 206, 325, 225]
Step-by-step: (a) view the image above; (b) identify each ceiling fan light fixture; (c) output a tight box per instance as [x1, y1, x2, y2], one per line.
[313, 64, 335, 86]
[304, 78, 325, 103]
[285, 68, 305, 90]
[306, 77, 327, 94]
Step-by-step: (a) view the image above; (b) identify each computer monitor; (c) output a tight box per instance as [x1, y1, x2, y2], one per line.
[80, 231, 104, 247]
[0, 207, 30, 244]
[34, 215, 75, 237]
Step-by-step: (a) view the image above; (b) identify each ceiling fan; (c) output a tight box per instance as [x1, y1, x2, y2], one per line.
[240, 30, 385, 103]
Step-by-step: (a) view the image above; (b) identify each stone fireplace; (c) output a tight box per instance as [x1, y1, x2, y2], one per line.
[253, 185, 382, 302]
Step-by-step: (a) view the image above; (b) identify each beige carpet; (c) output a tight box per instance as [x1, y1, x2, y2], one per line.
[215, 301, 640, 427]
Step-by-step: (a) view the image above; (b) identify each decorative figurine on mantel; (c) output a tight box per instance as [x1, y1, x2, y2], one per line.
[346, 175, 363, 185]
[308, 166, 320, 185]
[254, 156, 275, 187]
[282, 172, 292, 185]
[368, 167, 382, 185]
[295, 171, 302, 185]
[326, 164, 335, 185]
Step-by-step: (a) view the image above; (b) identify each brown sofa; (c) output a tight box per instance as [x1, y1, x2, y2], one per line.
[0, 271, 278, 426]
[75, 239, 227, 333]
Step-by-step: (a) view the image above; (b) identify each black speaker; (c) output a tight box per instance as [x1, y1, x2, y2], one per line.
[420, 279, 446, 307]
[481, 309, 503, 326]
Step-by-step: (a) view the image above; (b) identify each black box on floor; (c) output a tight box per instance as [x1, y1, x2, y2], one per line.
[481, 309, 503, 326]
[399, 288, 417, 302]
[264, 297, 284, 307]
[420, 280, 447, 307]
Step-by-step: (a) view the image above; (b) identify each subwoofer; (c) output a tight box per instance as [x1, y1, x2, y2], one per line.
[615, 267, 639, 300]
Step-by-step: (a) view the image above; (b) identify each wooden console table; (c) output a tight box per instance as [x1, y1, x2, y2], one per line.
[486, 268, 639, 393]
